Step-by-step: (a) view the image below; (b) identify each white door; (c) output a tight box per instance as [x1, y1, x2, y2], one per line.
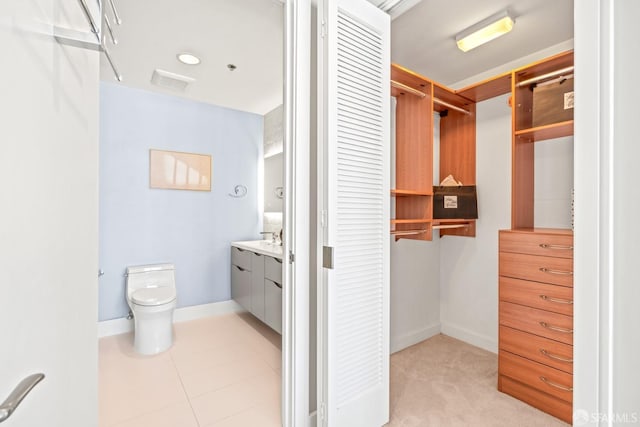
[317, 0, 390, 425]
[0, 0, 99, 426]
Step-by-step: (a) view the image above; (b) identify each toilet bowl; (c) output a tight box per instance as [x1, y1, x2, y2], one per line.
[126, 264, 177, 355]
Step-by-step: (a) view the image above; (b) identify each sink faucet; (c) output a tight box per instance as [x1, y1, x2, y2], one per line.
[259, 231, 278, 244]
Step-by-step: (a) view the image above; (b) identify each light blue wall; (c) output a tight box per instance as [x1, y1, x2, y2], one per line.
[99, 83, 262, 321]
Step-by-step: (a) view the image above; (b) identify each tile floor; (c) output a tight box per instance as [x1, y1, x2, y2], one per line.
[99, 312, 282, 427]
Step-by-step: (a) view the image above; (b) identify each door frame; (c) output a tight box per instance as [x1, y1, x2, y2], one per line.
[283, 0, 311, 425]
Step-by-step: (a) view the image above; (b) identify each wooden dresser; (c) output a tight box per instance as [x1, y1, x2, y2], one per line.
[498, 229, 574, 423]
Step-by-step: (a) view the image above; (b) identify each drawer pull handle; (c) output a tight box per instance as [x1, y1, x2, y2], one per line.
[539, 267, 573, 276]
[539, 376, 573, 392]
[540, 349, 573, 363]
[235, 265, 247, 272]
[236, 247, 246, 252]
[275, 258, 283, 264]
[539, 295, 573, 305]
[539, 243, 573, 250]
[539, 321, 573, 334]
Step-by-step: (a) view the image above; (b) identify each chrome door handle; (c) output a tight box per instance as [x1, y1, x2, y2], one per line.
[0, 373, 45, 423]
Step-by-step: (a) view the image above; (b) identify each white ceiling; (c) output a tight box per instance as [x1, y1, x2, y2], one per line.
[390, 0, 574, 86]
[100, 0, 573, 115]
[100, 0, 284, 115]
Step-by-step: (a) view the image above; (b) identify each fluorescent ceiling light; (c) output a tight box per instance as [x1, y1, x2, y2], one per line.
[177, 53, 201, 65]
[456, 10, 515, 52]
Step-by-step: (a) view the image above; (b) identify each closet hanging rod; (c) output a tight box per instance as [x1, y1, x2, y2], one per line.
[390, 229, 427, 236]
[390, 80, 471, 115]
[432, 224, 469, 230]
[537, 74, 574, 88]
[390, 80, 426, 98]
[516, 66, 575, 87]
[433, 98, 471, 115]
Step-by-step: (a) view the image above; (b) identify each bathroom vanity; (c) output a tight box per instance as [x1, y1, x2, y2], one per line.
[230, 241, 283, 334]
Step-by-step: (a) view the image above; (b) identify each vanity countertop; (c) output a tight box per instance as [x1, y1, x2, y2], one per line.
[231, 240, 284, 260]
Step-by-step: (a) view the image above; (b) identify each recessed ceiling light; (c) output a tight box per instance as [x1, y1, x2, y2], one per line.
[177, 53, 201, 65]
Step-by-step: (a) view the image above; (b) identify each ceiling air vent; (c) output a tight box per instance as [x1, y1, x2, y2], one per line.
[151, 69, 195, 92]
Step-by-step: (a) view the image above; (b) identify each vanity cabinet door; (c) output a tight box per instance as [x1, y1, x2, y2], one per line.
[251, 252, 266, 321]
[265, 278, 282, 334]
[231, 264, 251, 311]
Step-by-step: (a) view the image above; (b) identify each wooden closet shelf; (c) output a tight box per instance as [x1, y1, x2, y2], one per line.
[390, 189, 433, 196]
[515, 120, 573, 142]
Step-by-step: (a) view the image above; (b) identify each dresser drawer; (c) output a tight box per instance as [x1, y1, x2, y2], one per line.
[264, 255, 283, 284]
[499, 230, 573, 259]
[498, 375, 572, 424]
[500, 351, 572, 403]
[500, 326, 573, 374]
[499, 277, 573, 316]
[231, 246, 252, 271]
[500, 301, 573, 345]
[499, 252, 573, 287]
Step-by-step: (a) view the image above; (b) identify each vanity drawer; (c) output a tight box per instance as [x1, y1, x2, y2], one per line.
[231, 246, 252, 271]
[500, 326, 573, 373]
[499, 230, 573, 259]
[500, 351, 572, 403]
[231, 264, 251, 311]
[499, 277, 573, 316]
[499, 252, 573, 287]
[500, 301, 573, 345]
[265, 256, 283, 284]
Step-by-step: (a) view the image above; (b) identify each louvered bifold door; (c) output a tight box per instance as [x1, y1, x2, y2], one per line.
[320, 0, 390, 425]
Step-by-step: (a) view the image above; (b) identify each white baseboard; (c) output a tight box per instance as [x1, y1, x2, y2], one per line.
[98, 300, 244, 338]
[440, 322, 497, 354]
[173, 300, 243, 323]
[390, 322, 441, 354]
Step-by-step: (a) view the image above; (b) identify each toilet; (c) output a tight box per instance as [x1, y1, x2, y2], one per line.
[126, 263, 177, 355]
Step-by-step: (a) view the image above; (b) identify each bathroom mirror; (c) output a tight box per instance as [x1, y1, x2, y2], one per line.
[264, 152, 284, 213]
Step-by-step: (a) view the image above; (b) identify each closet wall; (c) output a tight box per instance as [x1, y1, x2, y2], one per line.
[439, 94, 512, 352]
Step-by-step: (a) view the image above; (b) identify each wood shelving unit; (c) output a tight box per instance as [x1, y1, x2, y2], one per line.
[514, 120, 574, 142]
[391, 65, 434, 241]
[390, 65, 478, 241]
[511, 50, 574, 229]
[434, 84, 477, 237]
[498, 51, 575, 423]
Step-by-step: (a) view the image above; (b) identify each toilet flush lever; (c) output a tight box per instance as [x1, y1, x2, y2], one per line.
[98, 270, 105, 278]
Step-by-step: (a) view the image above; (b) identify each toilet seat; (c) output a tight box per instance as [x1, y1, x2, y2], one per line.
[131, 286, 176, 306]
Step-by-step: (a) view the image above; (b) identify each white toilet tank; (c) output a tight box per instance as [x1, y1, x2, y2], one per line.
[126, 263, 176, 301]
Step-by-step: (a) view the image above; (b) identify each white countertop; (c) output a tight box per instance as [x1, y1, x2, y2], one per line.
[231, 240, 284, 259]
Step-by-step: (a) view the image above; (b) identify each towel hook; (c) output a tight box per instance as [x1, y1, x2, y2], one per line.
[229, 185, 248, 198]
